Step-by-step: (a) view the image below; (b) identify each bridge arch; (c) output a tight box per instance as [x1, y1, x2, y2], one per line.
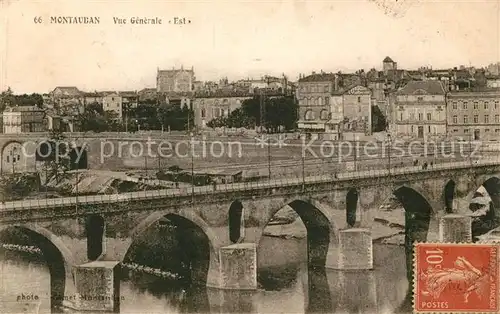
[0, 224, 74, 310]
[1, 140, 25, 174]
[127, 209, 218, 286]
[393, 186, 433, 281]
[465, 175, 500, 239]
[85, 215, 105, 261]
[258, 198, 339, 268]
[228, 200, 244, 244]
[346, 188, 359, 227]
[443, 180, 456, 213]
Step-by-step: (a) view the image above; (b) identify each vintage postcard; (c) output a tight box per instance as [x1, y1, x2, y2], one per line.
[1, 0, 499, 313]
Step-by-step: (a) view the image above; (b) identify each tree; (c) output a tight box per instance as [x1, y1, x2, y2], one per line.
[0, 87, 14, 112]
[371, 105, 388, 132]
[42, 128, 71, 184]
[206, 95, 297, 132]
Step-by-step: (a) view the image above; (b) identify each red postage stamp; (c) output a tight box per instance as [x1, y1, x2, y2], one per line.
[414, 243, 499, 313]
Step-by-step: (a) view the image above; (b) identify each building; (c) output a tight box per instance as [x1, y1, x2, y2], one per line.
[157, 66, 195, 93]
[193, 92, 252, 129]
[119, 91, 138, 109]
[102, 92, 123, 119]
[447, 89, 500, 141]
[50, 86, 83, 107]
[297, 72, 367, 140]
[3, 106, 46, 134]
[341, 85, 373, 140]
[138, 88, 157, 102]
[83, 92, 104, 105]
[486, 75, 500, 89]
[392, 80, 447, 140]
[297, 73, 339, 139]
[383, 56, 397, 74]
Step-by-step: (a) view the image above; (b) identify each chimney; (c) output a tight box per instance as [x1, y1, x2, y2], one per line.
[334, 74, 339, 91]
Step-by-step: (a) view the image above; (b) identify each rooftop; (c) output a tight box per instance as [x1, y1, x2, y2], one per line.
[396, 80, 446, 95]
[52, 86, 82, 96]
[383, 56, 394, 63]
[298, 73, 336, 83]
[3, 105, 44, 113]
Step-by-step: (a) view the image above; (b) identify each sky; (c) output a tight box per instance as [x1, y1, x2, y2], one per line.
[0, 0, 499, 93]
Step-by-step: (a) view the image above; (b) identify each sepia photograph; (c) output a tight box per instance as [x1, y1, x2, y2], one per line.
[0, 0, 500, 313]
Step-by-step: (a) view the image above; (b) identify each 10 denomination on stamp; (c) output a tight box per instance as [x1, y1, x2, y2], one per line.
[414, 243, 499, 313]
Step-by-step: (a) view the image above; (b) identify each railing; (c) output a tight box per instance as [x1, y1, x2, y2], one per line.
[0, 157, 499, 212]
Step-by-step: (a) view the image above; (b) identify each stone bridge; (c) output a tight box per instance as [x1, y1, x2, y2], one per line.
[0, 159, 499, 311]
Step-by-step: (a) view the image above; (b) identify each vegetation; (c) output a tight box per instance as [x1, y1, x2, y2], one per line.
[371, 105, 388, 132]
[207, 95, 298, 132]
[40, 128, 71, 184]
[0, 87, 44, 111]
[78, 102, 194, 133]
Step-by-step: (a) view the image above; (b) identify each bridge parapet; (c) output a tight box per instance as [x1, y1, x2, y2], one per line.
[0, 159, 499, 223]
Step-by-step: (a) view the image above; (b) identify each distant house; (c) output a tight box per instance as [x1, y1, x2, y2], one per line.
[486, 75, 500, 89]
[51, 86, 81, 98]
[119, 91, 138, 109]
[157, 66, 195, 93]
[3, 106, 46, 134]
[138, 88, 157, 102]
[102, 92, 123, 119]
[393, 80, 447, 140]
[83, 92, 104, 105]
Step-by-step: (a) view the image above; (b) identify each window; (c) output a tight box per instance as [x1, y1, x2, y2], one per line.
[453, 129, 458, 133]
[485, 129, 490, 132]
[496, 129, 500, 133]
[484, 102, 489, 110]
[358, 106, 362, 113]
[464, 128, 469, 133]
[305, 110, 314, 120]
[357, 96, 361, 103]
[417, 96, 424, 101]
[320, 110, 329, 120]
[410, 113, 415, 120]
[427, 113, 432, 121]
[463, 102, 468, 109]
[111, 97, 114, 101]
[452, 102, 457, 109]
[325, 96, 330, 105]
[496, 115, 500, 123]
[464, 115, 468, 123]
[201, 108, 206, 118]
[324, 85, 329, 92]
[495, 101, 499, 109]
[418, 113, 423, 121]
[474, 102, 478, 110]
[428, 126, 431, 133]
[411, 125, 414, 132]
[453, 115, 458, 124]
[485, 115, 489, 123]
[474, 115, 479, 123]
[400, 113, 403, 121]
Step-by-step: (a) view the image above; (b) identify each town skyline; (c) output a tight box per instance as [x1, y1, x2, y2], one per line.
[1, 0, 499, 93]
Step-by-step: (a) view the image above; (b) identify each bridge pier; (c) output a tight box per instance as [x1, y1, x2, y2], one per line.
[215, 243, 257, 290]
[71, 261, 121, 312]
[438, 214, 472, 243]
[335, 228, 373, 270]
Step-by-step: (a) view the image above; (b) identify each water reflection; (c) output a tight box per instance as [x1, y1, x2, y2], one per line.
[1, 241, 410, 314]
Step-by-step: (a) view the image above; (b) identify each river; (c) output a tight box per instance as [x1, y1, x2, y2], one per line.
[0, 235, 411, 314]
